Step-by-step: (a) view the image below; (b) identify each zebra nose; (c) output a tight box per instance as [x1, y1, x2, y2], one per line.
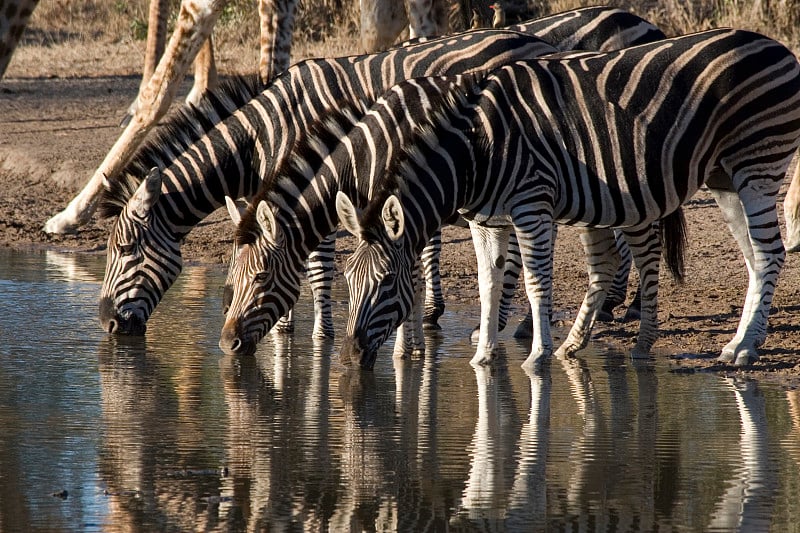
[219, 323, 256, 356]
[99, 297, 119, 334]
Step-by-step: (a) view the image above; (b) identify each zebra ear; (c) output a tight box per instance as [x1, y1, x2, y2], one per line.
[255, 200, 281, 243]
[336, 191, 362, 236]
[225, 196, 248, 227]
[130, 167, 162, 219]
[382, 195, 405, 241]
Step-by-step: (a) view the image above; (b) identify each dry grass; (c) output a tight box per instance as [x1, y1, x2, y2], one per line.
[5, 0, 800, 79]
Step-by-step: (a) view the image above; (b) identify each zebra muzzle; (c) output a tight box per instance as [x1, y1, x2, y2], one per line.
[98, 297, 146, 336]
[339, 332, 377, 370]
[219, 322, 257, 356]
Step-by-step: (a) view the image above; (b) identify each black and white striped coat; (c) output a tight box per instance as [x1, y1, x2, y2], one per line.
[337, 28, 800, 370]
[97, 7, 665, 339]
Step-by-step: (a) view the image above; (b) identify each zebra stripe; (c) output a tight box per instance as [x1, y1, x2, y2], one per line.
[96, 7, 664, 340]
[337, 28, 800, 370]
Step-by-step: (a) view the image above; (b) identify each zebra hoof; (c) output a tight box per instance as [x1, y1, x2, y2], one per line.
[470, 326, 480, 344]
[521, 349, 551, 372]
[596, 309, 614, 322]
[734, 352, 759, 367]
[622, 305, 641, 322]
[513, 319, 533, 339]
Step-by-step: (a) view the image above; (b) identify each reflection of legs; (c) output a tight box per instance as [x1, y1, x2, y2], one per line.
[712, 185, 783, 366]
[555, 228, 619, 359]
[469, 223, 511, 366]
[420, 230, 446, 329]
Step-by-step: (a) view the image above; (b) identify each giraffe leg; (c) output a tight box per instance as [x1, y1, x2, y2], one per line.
[44, 0, 226, 234]
[185, 37, 218, 106]
[0, 0, 41, 78]
[258, 0, 298, 83]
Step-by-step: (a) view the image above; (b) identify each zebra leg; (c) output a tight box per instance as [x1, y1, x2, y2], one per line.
[468, 222, 511, 366]
[515, 215, 556, 371]
[392, 258, 426, 358]
[555, 228, 620, 359]
[599, 230, 634, 322]
[471, 230, 524, 342]
[711, 187, 782, 366]
[512, 225, 558, 339]
[306, 232, 336, 339]
[421, 230, 446, 330]
[620, 225, 663, 358]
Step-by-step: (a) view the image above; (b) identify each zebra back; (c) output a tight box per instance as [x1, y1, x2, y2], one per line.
[338, 28, 800, 368]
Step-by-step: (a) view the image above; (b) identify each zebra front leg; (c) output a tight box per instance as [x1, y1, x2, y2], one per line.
[471, 230, 524, 342]
[421, 230, 446, 329]
[468, 222, 511, 366]
[555, 228, 620, 359]
[515, 215, 555, 371]
[307, 232, 336, 339]
[392, 258, 426, 358]
[714, 187, 784, 366]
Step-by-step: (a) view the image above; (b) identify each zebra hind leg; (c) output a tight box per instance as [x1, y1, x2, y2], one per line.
[598, 230, 634, 322]
[712, 186, 782, 366]
[555, 228, 620, 359]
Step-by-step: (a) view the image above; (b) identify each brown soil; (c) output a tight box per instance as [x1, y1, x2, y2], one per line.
[1, 45, 799, 387]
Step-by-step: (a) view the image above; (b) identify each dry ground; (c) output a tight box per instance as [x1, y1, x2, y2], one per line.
[1, 35, 799, 386]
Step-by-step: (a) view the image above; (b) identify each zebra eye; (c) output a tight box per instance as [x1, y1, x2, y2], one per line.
[119, 243, 137, 256]
[254, 272, 270, 283]
[383, 272, 396, 284]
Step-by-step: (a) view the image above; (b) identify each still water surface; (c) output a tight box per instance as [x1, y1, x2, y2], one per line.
[0, 249, 799, 532]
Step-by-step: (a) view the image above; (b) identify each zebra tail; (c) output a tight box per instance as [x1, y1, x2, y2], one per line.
[661, 207, 688, 284]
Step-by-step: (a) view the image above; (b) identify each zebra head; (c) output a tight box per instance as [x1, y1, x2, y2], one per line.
[337, 192, 415, 370]
[219, 199, 303, 356]
[98, 168, 182, 335]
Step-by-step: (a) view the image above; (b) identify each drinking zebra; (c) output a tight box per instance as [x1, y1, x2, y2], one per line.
[335, 28, 800, 370]
[97, 7, 665, 337]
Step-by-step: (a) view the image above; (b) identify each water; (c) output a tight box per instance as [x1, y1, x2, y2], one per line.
[0, 249, 799, 532]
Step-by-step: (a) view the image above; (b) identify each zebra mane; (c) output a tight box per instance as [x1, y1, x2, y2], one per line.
[235, 101, 367, 246]
[359, 76, 478, 236]
[98, 74, 263, 219]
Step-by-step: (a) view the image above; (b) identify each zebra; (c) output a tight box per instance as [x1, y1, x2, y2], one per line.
[96, 7, 666, 337]
[335, 28, 800, 370]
